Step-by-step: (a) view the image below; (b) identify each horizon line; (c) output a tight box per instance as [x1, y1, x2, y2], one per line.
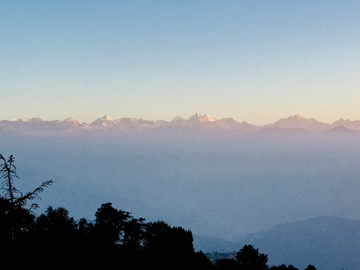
[4, 112, 360, 127]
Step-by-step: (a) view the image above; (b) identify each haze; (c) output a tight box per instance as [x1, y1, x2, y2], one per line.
[1, 115, 360, 242]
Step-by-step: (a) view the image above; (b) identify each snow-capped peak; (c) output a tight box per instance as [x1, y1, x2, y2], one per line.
[11, 118, 29, 122]
[102, 115, 112, 121]
[187, 112, 215, 123]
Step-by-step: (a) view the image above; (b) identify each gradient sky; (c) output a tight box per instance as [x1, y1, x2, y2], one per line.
[1, 0, 359, 125]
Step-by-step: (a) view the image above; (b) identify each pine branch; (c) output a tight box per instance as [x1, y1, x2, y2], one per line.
[14, 180, 54, 206]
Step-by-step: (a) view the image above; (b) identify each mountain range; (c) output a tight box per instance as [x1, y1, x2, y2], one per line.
[2, 113, 360, 134]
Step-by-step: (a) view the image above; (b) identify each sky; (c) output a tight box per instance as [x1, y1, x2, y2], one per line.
[1, 0, 360, 125]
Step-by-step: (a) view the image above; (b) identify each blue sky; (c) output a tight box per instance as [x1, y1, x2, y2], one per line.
[1, 0, 359, 125]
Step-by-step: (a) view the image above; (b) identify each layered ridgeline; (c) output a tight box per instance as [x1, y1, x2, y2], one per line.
[1, 113, 360, 134]
[197, 216, 360, 270]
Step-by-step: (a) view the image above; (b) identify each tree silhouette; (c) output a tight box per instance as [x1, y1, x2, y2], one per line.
[0, 154, 53, 239]
[34, 206, 77, 233]
[143, 220, 171, 249]
[143, 221, 197, 269]
[93, 202, 132, 245]
[77, 217, 94, 236]
[0, 196, 34, 241]
[236, 245, 268, 270]
[122, 217, 146, 249]
[29, 206, 88, 268]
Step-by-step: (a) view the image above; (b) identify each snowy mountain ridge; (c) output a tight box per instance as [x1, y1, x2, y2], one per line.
[2, 113, 360, 133]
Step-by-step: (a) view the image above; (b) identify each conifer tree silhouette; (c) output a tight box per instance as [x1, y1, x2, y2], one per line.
[0, 154, 53, 239]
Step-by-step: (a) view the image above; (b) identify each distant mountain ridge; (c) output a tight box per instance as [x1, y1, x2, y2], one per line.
[2, 113, 360, 134]
[196, 216, 360, 270]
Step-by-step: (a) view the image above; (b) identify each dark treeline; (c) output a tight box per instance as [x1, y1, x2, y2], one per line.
[1, 154, 316, 269]
[2, 202, 215, 269]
